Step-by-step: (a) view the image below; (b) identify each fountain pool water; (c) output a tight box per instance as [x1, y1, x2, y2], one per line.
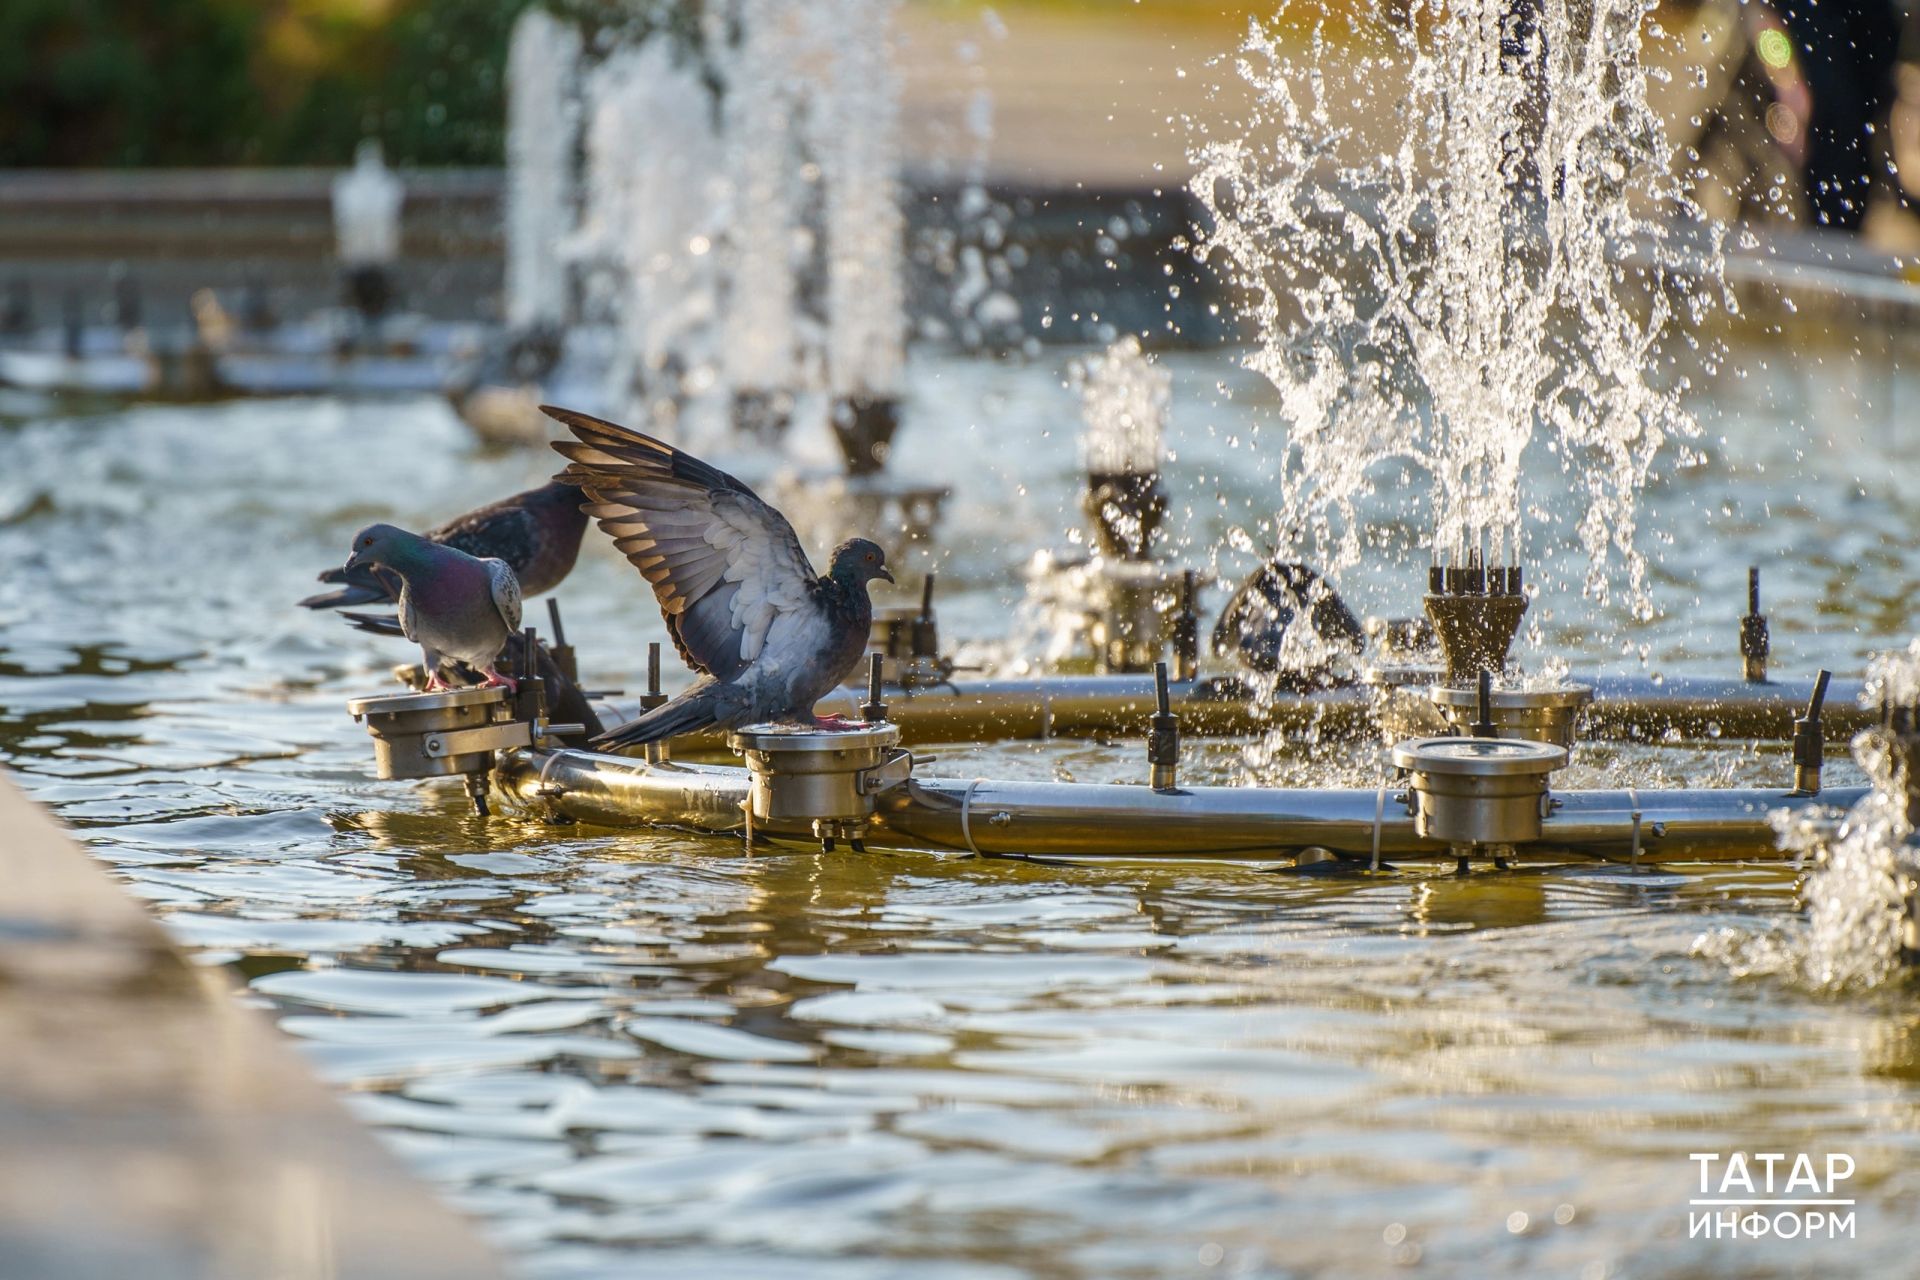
[4, 334, 1920, 1275]
[5, 3, 1920, 1273]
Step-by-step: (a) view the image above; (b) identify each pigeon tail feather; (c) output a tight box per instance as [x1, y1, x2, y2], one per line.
[300, 584, 388, 610]
[595, 685, 727, 750]
[301, 562, 397, 610]
[340, 611, 406, 638]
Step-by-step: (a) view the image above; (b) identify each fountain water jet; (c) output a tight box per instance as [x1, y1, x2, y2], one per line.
[813, 0, 907, 459]
[1073, 335, 1169, 562]
[505, 8, 581, 334]
[1191, 0, 1720, 615]
[578, 40, 723, 430]
[722, 0, 805, 440]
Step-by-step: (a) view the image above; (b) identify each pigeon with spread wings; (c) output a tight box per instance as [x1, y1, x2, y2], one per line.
[546, 406, 893, 749]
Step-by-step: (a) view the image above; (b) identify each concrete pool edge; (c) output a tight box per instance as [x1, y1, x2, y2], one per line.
[0, 771, 508, 1280]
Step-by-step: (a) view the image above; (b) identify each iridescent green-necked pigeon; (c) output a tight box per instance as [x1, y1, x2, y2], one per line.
[344, 523, 522, 691]
[301, 481, 585, 610]
[544, 406, 893, 749]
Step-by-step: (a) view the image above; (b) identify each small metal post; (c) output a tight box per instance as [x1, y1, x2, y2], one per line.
[1790, 669, 1831, 795]
[640, 641, 669, 764]
[860, 652, 888, 723]
[546, 598, 579, 684]
[464, 772, 491, 818]
[1471, 669, 1497, 739]
[912, 572, 939, 660]
[1172, 569, 1199, 681]
[1740, 566, 1769, 683]
[1148, 660, 1180, 792]
[513, 625, 548, 725]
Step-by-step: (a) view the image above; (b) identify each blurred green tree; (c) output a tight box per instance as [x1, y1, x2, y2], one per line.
[0, 0, 532, 167]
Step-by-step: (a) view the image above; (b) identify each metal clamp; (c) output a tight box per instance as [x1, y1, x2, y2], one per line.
[857, 747, 914, 796]
[422, 720, 535, 759]
[1371, 782, 1388, 872]
[959, 778, 988, 855]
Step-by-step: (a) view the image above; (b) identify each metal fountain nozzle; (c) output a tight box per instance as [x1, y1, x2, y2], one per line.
[830, 396, 901, 476]
[734, 388, 797, 443]
[1083, 469, 1167, 562]
[1423, 548, 1527, 685]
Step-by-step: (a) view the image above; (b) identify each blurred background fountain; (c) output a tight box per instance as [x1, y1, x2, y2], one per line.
[722, 0, 808, 442]
[502, 7, 579, 339]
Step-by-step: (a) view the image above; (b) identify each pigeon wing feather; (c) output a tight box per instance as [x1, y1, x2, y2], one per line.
[545, 407, 818, 682]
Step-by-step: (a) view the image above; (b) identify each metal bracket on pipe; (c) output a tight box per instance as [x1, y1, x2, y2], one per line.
[422, 721, 535, 759]
[858, 748, 914, 796]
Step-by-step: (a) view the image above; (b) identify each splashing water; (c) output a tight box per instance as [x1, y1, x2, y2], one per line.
[1191, 0, 1720, 609]
[1071, 335, 1170, 475]
[1697, 641, 1920, 992]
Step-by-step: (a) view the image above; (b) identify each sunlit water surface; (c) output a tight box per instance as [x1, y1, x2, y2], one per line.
[2, 346, 1919, 1277]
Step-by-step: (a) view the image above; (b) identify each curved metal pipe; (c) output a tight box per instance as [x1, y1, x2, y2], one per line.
[494, 748, 1862, 864]
[496, 749, 751, 831]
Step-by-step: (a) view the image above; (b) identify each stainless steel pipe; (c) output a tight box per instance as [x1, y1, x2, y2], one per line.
[498, 750, 753, 831]
[596, 673, 1867, 752]
[494, 748, 1863, 864]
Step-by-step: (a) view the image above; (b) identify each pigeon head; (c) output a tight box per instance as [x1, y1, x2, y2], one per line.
[828, 538, 894, 588]
[344, 523, 431, 575]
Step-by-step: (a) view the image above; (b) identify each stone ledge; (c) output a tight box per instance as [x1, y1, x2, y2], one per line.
[0, 772, 508, 1280]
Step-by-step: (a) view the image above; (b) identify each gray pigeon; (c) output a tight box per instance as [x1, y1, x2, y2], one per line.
[545, 406, 893, 749]
[344, 523, 523, 690]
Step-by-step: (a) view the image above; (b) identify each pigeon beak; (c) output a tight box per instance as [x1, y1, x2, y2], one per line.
[877, 566, 895, 584]
[343, 551, 368, 574]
